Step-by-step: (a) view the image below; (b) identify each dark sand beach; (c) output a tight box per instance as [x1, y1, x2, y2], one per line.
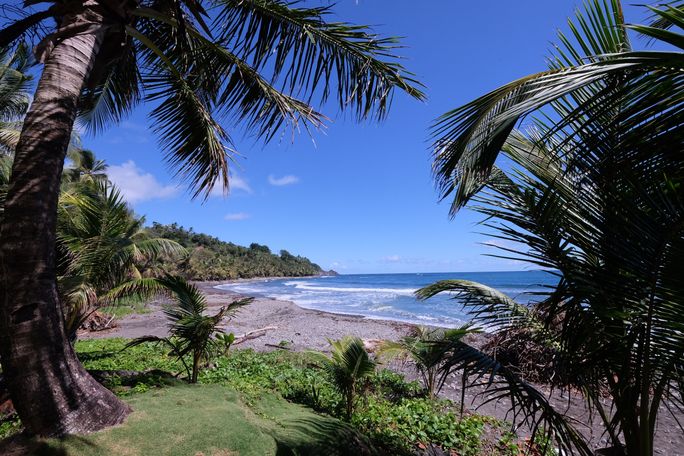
[82, 281, 684, 455]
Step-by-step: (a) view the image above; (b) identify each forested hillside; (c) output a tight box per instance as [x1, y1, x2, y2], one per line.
[146, 223, 332, 280]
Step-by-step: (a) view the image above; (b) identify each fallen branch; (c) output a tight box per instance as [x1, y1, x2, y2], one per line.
[265, 343, 292, 351]
[233, 326, 278, 345]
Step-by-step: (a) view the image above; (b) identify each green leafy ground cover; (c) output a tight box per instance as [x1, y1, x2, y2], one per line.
[79, 339, 544, 455]
[1, 339, 548, 455]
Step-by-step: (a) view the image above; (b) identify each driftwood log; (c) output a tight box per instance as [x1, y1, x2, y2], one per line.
[232, 326, 278, 346]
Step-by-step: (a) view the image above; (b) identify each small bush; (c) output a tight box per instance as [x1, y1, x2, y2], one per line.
[76, 338, 182, 372]
[73, 339, 547, 455]
[0, 416, 21, 440]
[352, 396, 487, 455]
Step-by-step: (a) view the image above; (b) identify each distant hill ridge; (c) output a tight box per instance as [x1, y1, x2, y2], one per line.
[146, 222, 335, 280]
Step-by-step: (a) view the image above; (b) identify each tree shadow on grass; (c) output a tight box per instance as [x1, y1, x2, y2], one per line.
[0, 433, 98, 456]
[271, 416, 377, 456]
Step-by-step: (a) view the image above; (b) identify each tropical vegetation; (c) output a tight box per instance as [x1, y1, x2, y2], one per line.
[0, 44, 30, 155]
[316, 337, 377, 420]
[0, 0, 423, 436]
[378, 325, 474, 400]
[123, 275, 252, 383]
[0, 0, 681, 455]
[422, 1, 684, 455]
[58, 181, 186, 339]
[145, 222, 329, 280]
[0, 338, 541, 455]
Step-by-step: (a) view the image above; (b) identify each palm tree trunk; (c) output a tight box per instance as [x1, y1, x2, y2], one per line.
[346, 387, 354, 420]
[191, 351, 200, 384]
[0, 8, 131, 436]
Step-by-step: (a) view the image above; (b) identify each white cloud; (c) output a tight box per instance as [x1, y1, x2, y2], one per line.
[382, 255, 402, 263]
[483, 238, 519, 250]
[209, 173, 253, 198]
[268, 174, 300, 186]
[224, 212, 251, 221]
[107, 161, 177, 204]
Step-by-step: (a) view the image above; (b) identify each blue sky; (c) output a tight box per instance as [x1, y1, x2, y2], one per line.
[82, 1, 649, 274]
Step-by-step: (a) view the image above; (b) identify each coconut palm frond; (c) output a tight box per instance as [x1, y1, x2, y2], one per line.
[0, 42, 32, 122]
[438, 341, 592, 455]
[431, 0, 684, 214]
[426, 2, 684, 454]
[215, 0, 426, 120]
[77, 42, 141, 135]
[321, 336, 376, 419]
[417, 280, 544, 333]
[126, 274, 253, 382]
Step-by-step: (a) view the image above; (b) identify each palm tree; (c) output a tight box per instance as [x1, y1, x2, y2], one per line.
[123, 275, 252, 383]
[0, 43, 31, 153]
[0, 0, 424, 436]
[62, 149, 108, 186]
[421, 2, 684, 455]
[377, 325, 473, 400]
[57, 181, 185, 339]
[319, 336, 376, 420]
[0, 44, 31, 216]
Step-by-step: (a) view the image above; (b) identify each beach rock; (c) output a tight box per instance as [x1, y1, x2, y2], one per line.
[363, 338, 383, 353]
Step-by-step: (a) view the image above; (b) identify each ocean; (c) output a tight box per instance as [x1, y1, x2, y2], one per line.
[215, 270, 558, 328]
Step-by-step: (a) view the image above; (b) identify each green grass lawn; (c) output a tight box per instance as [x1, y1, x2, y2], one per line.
[24, 384, 370, 456]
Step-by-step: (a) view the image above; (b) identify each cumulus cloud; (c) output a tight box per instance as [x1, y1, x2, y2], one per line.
[268, 174, 299, 186]
[224, 212, 250, 221]
[107, 161, 177, 203]
[382, 255, 402, 263]
[209, 173, 253, 198]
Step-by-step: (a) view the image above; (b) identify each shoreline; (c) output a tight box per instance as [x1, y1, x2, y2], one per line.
[83, 281, 418, 352]
[209, 276, 470, 330]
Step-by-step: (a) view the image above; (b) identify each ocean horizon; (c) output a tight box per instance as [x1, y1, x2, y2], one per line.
[216, 270, 558, 328]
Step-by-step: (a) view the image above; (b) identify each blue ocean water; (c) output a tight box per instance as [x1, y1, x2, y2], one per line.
[215, 271, 558, 328]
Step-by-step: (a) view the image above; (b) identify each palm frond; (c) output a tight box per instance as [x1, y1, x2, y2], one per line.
[77, 41, 141, 135]
[0, 42, 32, 122]
[134, 7, 327, 142]
[439, 341, 592, 455]
[100, 278, 170, 305]
[214, 0, 425, 120]
[327, 337, 376, 383]
[0, 9, 54, 48]
[431, 0, 684, 214]
[153, 274, 208, 321]
[223, 296, 254, 318]
[417, 280, 545, 333]
[129, 25, 233, 200]
[0, 121, 21, 152]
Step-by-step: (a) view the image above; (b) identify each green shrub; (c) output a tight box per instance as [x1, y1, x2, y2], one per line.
[0, 416, 21, 440]
[73, 339, 547, 455]
[76, 338, 181, 372]
[352, 396, 487, 455]
[370, 368, 423, 401]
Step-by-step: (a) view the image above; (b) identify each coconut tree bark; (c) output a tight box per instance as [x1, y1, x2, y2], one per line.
[0, 6, 131, 436]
